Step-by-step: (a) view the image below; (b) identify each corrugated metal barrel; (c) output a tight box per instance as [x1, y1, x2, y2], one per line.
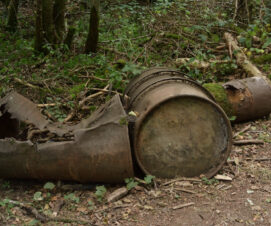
[125, 68, 232, 178]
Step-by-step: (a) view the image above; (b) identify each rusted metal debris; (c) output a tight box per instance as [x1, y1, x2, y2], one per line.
[1, 68, 269, 183]
[0, 93, 134, 183]
[223, 76, 271, 122]
[124, 68, 232, 179]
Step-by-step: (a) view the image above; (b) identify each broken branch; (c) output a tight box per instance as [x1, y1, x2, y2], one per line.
[233, 139, 264, 145]
[224, 32, 270, 85]
[163, 178, 201, 186]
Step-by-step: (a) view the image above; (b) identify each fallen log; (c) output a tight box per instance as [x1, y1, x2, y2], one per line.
[224, 32, 271, 85]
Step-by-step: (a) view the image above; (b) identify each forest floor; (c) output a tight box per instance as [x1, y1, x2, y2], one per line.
[0, 117, 271, 226]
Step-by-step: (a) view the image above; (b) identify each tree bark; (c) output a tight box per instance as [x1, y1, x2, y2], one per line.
[53, 0, 66, 42]
[64, 26, 76, 49]
[42, 0, 56, 44]
[34, 0, 45, 52]
[7, 0, 19, 31]
[85, 0, 99, 53]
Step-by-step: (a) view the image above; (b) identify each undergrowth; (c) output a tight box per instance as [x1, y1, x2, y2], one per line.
[0, 0, 271, 121]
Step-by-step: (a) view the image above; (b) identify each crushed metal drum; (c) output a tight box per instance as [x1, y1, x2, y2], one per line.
[223, 76, 271, 122]
[125, 68, 232, 178]
[0, 93, 134, 183]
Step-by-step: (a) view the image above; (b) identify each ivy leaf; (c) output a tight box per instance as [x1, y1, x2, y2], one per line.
[229, 116, 237, 121]
[43, 182, 55, 190]
[33, 192, 43, 201]
[144, 175, 155, 184]
[263, 38, 271, 49]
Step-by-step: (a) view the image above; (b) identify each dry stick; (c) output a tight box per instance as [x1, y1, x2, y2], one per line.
[163, 178, 201, 186]
[78, 75, 108, 81]
[14, 78, 40, 90]
[172, 202, 195, 210]
[79, 84, 109, 108]
[233, 139, 264, 145]
[37, 103, 57, 107]
[6, 199, 92, 225]
[174, 188, 196, 194]
[233, 0, 238, 21]
[63, 84, 109, 123]
[233, 124, 251, 138]
[246, 158, 271, 161]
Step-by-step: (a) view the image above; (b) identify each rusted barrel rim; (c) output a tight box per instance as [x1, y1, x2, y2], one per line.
[128, 77, 216, 108]
[134, 94, 233, 179]
[125, 67, 189, 95]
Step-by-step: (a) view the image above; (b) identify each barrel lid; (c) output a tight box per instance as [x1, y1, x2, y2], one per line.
[134, 95, 232, 178]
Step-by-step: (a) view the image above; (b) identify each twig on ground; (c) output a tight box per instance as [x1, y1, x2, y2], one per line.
[79, 84, 109, 108]
[63, 111, 76, 123]
[233, 139, 264, 145]
[37, 103, 57, 107]
[5, 199, 93, 225]
[245, 158, 271, 162]
[174, 188, 196, 194]
[233, 124, 251, 138]
[163, 178, 201, 186]
[172, 202, 195, 210]
[14, 78, 41, 90]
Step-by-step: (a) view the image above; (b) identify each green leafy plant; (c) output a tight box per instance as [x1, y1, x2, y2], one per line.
[202, 177, 218, 185]
[64, 193, 80, 204]
[95, 186, 107, 202]
[88, 200, 95, 210]
[125, 178, 138, 191]
[1, 180, 10, 189]
[144, 175, 155, 184]
[43, 182, 55, 190]
[33, 192, 44, 201]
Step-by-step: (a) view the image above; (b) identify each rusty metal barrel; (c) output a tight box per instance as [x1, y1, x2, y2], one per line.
[0, 94, 134, 183]
[125, 68, 232, 178]
[223, 76, 271, 122]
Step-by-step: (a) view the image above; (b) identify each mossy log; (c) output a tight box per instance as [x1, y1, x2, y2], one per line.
[7, 0, 19, 32]
[203, 83, 233, 117]
[85, 0, 99, 53]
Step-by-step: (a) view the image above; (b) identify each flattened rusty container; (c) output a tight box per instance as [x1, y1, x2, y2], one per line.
[0, 94, 134, 183]
[223, 77, 271, 122]
[125, 68, 232, 178]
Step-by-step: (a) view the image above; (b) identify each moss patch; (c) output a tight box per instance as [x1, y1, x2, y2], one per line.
[203, 83, 233, 117]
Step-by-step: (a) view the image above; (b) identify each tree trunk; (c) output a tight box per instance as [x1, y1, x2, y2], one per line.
[42, 0, 56, 44]
[234, 0, 253, 25]
[64, 26, 76, 49]
[85, 0, 99, 53]
[34, 0, 45, 52]
[7, 0, 19, 31]
[53, 0, 66, 42]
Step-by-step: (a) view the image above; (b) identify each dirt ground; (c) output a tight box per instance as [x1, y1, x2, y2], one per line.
[0, 117, 271, 226]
